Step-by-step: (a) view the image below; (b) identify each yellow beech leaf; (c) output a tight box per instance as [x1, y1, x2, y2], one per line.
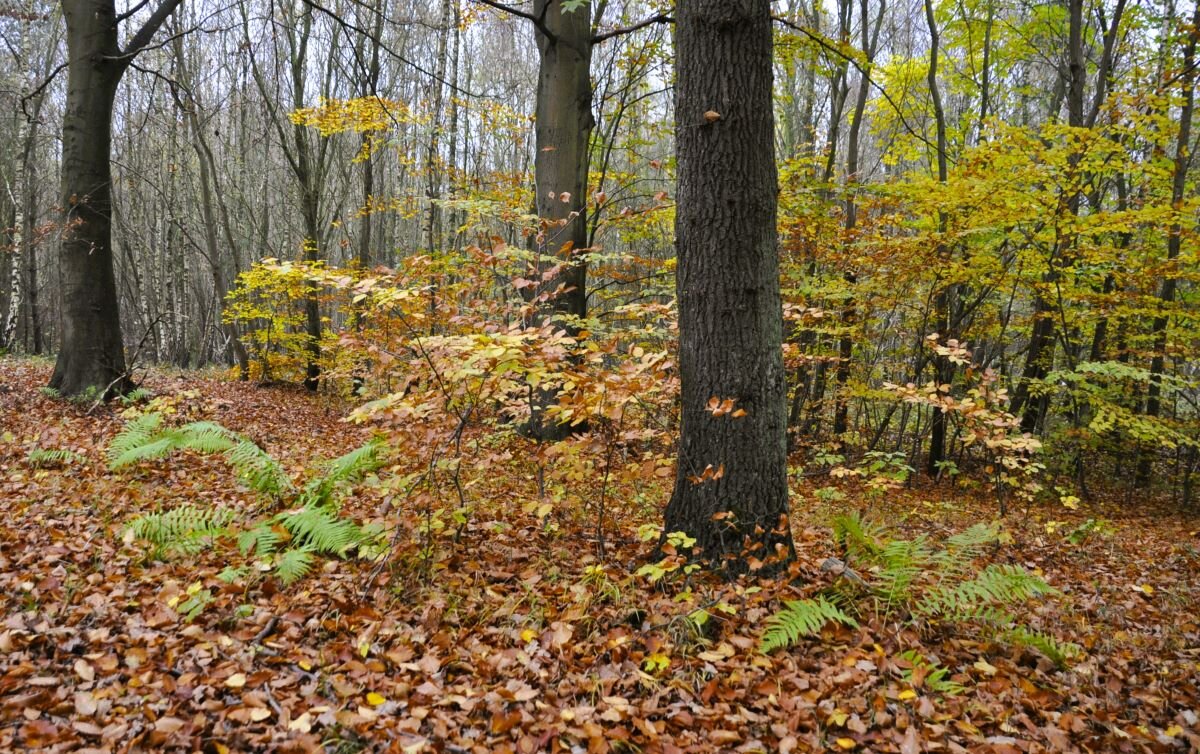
[898, 689, 918, 701]
[225, 673, 247, 689]
[835, 738, 857, 750]
[973, 659, 998, 676]
[1132, 584, 1154, 595]
[1165, 725, 1183, 738]
[520, 628, 538, 643]
[827, 709, 849, 727]
[366, 692, 387, 706]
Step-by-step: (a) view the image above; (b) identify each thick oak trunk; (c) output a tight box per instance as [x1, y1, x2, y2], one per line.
[663, 0, 794, 574]
[50, 0, 130, 398]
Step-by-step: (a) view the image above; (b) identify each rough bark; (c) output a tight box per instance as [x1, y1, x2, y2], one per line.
[51, 1, 130, 397]
[525, 0, 595, 441]
[50, 0, 182, 397]
[531, 0, 592, 323]
[663, 0, 794, 575]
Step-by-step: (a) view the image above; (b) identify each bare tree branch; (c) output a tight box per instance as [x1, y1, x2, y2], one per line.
[121, 0, 185, 62]
[591, 11, 672, 44]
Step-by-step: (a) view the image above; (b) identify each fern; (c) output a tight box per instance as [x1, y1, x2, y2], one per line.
[274, 547, 316, 585]
[832, 512, 887, 561]
[919, 564, 1055, 621]
[760, 596, 859, 653]
[119, 387, 154, 405]
[873, 537, 932, 611]
[1002, 626, 1081, 667]
[277, 504, 375, 557]
[109, 413, 291, 498]
[302, 438, 388, 506]
[108, 413, 166, 468]
[766, 512, 1074, 665]
[228, 440, 292, 498]
[934, 522, 998, 577]
[237, 522, 282, 557]
[114, 414, 387, 587]
[173, 421, 239, 454]
[897, 650, 965, 695]
[27, 448, 86, 468]
[126, 505, 234, 558]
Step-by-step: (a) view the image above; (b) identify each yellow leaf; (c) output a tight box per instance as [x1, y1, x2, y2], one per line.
[898, 689, 918, 700]
[288, 713, 313, 733]
[1165, 725, 1183, 738]
[520, 628, 538, 643]
[366, 692, 387, 706]
[1132, 584, 1155, 595]
[973, 659, 998, 676]
[835, 737, 857, 750]
[642, 652, 670, 673]
[225, 673, 247, 689]
[249, 707, 271, 722]
[827, 710, 849, 727]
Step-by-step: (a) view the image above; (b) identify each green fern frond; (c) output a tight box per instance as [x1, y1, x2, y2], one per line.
[119, 387, 154, 405]
[126, 505, 234, 558]
[108, 413, 166, 468]
[274, 546, 316, 585]
[228, 440, 293, 498]
[897, 650, 965, 695]
[760, 596, 859, 653]
[27, 448, 86, 468]
[935, 522, 998, 576]
[873, 537, 932, 610]
[919, 564, 1054, 620]
[237, 523, 282, 557]
[302, 437, 388, 506]
[832, 512, 886, 561]
[174, 421, 238, 454]
[1002, 626, 1081, 667]
[276, 505, 372, 557]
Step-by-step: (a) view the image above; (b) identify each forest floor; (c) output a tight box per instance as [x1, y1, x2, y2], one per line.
[0, 355, 1198, 754]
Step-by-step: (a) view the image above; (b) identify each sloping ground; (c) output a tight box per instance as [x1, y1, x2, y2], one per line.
[0, 356, 1197, 753]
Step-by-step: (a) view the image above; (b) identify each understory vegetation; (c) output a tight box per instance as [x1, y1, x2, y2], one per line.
[2, 359, 1198, 752]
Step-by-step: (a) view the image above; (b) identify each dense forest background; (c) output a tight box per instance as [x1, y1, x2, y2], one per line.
[3, 0, 1197, 503]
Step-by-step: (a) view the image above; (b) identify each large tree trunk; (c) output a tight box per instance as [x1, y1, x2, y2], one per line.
[525, 0, 594, 441]
[663, 0, 794, 575]
[50, 0, 130, 398]
[532, 0, 592, 322]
